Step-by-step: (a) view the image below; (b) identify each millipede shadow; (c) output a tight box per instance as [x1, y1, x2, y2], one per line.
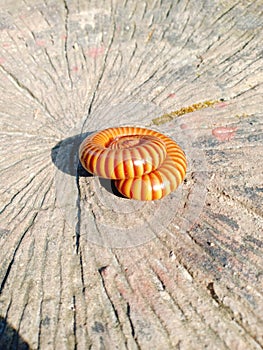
[51, 131, 129, 199]
[77, 161, 93, 177]
[99, 178, 127, 199]
[51, 132, 93, 176]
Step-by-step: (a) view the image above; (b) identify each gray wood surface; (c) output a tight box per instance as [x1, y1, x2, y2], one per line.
[0, 0, 262, 349]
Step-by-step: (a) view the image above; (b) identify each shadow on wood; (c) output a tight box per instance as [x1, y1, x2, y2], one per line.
[0, 316, 30, 350]
[51, 132, 93, 176]
[51, 131, 125, 199]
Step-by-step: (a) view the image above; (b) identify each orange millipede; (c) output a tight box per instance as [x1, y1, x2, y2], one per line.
[79, 126, 187, 200]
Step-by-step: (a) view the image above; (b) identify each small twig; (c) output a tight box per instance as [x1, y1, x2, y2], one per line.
[150, 99, 224, 126]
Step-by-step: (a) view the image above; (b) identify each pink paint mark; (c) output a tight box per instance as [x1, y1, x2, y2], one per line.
[87, 46, 105, 58]
[61, 34, 67, 40]
[168, 93, 176, 98]
[2, 42, 11, 48]
[212, 126, 237, 141]
[214, 101, 228, 109]
[36, 40, 46, 47]
[19, 14, 27, 20]
[180, 123, 188, 130]
[0, 57, 5, 64]
[72, 66, 78, 72]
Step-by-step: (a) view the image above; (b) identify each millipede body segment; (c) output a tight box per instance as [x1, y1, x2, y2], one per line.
[79, 126, 187, 200]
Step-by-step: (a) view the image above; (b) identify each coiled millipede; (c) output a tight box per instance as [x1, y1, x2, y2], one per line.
[79, 126, 187, 201]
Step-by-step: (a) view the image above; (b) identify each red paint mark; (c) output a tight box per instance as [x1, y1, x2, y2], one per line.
[87, 46, 105, 58]
[72, 66, 78, 72]
[36, 40, 46, 47]
[214, 101, 228, 109]
[180, 123, 188, 130]
[168, 93, 176, 98]
[2, 43, 10, 48]
[212, 126, 237, 141]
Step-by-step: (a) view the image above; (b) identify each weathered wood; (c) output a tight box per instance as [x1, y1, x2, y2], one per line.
[0, 0, 262, 349]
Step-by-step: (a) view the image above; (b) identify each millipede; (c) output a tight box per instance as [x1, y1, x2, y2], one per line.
[79, 126, 187, 201]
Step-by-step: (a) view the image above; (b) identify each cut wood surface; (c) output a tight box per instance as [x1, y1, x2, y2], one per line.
[0, 0, 262, 349]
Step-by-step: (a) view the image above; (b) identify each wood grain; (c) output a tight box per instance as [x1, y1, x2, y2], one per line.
[0, 0, 262, 349]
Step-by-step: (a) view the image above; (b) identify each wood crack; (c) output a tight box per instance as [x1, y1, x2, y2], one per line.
[62, 0, 73, 89]
[126, 302, 139, 347]
[211, 2, 239, 26]
[81, 18, 116, 132]
[0, 211, 38, 295]
[0, 64, 57, 124]
[72, 295, 77, 350]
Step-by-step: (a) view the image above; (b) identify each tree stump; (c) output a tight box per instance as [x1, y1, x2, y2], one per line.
[0, 1, 262, 349]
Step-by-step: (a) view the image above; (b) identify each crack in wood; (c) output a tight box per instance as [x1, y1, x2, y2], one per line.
[62, 0, 73, 89]
[126, 303, 135, 338]
[212, 1, 240, 26]
[0, 65, 57, 124]
[126, 302, 143, 350]
[82, 19, 116, 132]
[75, 173, 81, 254]
[98, 267, 128, 345]
[0, 212, 38, 295]
[207, 282, 220, 304]
[72, 295, 77, 350]
[78, 249, 86, 294]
